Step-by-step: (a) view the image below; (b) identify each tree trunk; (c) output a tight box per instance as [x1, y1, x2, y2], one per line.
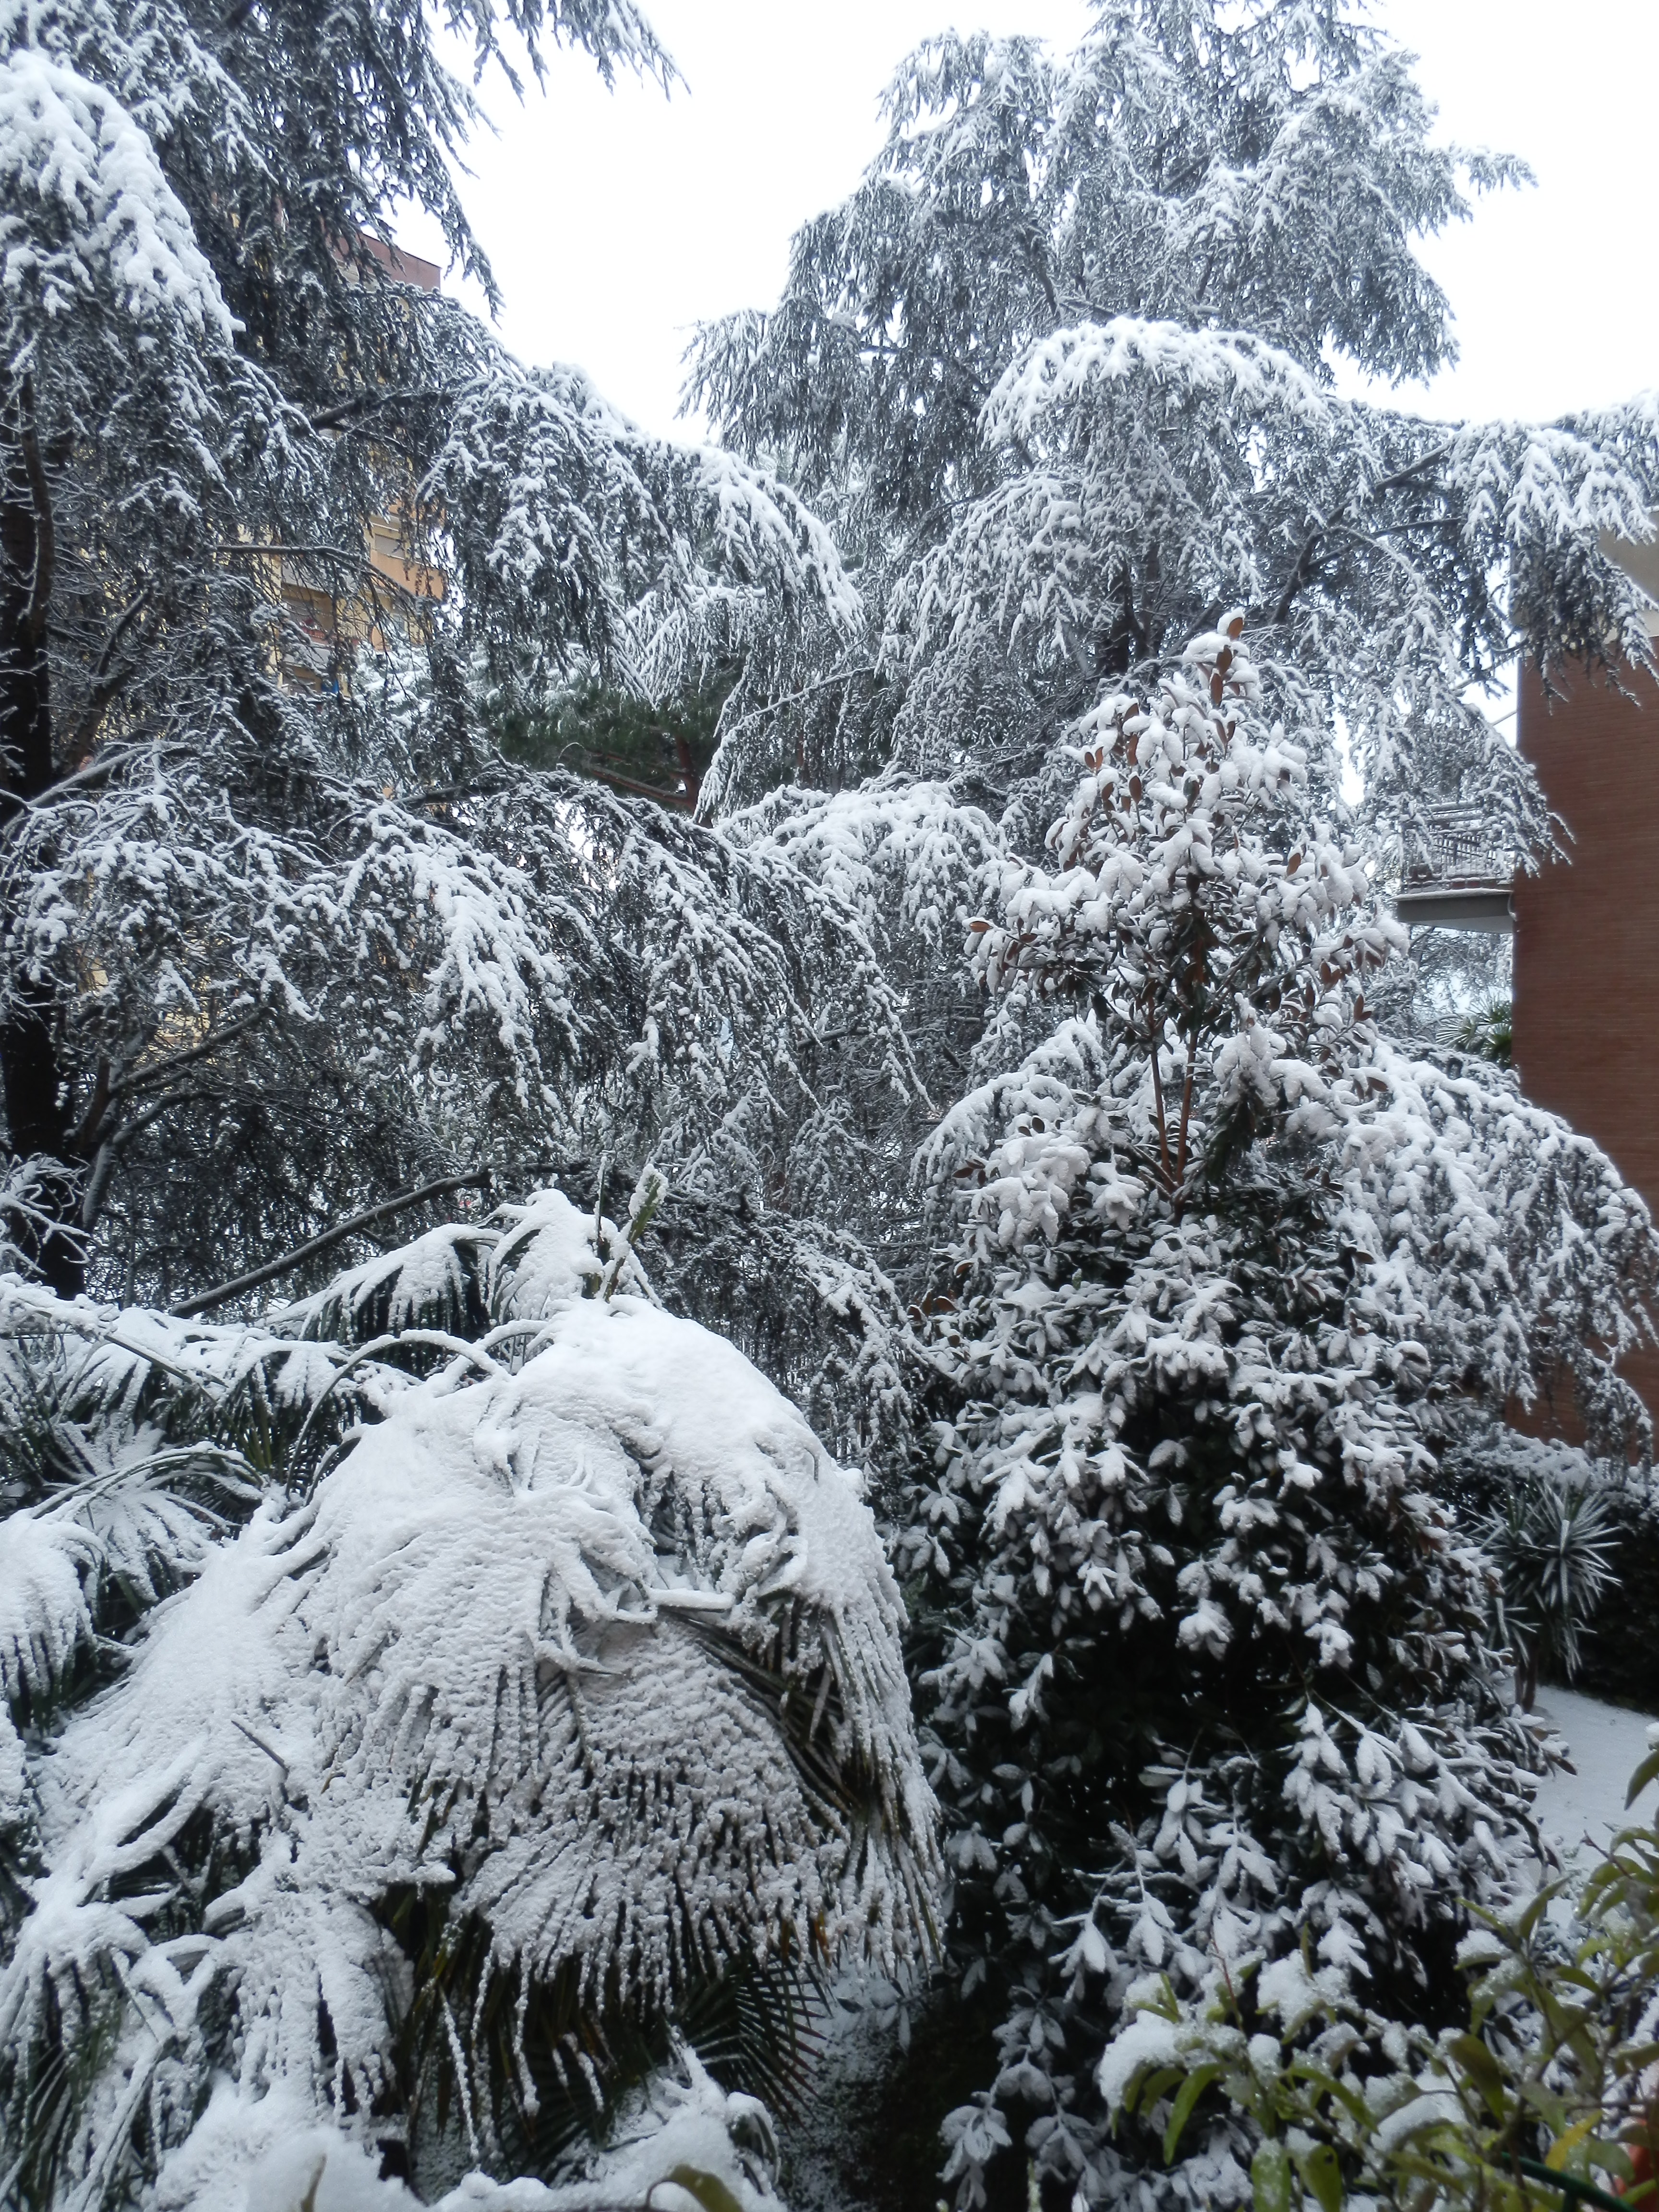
[1, 422, 84, 1298]
[1516, 1640, 1540, 1714]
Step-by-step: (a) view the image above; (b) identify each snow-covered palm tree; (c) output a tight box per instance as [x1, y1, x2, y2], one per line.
[0, 1187, 940, 2206]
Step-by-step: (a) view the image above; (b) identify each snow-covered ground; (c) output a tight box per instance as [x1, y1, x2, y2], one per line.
[1531, 1685, 1658, 1858]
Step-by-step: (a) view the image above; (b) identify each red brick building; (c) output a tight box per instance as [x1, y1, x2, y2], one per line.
[1512, 532, 1659, 1416]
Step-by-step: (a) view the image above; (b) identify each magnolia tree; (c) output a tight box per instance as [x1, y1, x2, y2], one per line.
[0, 1185, 941, 2208]
[902, 626, 1657, 2210]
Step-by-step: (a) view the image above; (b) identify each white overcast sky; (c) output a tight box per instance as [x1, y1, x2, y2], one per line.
[401, 0, 1658, 441]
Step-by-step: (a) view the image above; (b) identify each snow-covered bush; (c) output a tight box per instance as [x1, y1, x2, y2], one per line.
[901, 626, 1656, 2209]
[1106, 1730, 1659, 2212]
[0, 1189, 940, 2208]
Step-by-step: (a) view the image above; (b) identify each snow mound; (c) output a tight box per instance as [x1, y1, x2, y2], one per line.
[154, 2052, 786, 2212]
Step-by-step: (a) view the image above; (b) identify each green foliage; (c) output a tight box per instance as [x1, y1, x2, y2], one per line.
[377, 1887, 819, 2174]
[1569, 1508, 1659, 1717]
[493, 673, 734, 808]
[1485, 1474, 1623, 1708]
[1456, 1001, 1515, 1067]
[1109, 1748, 1659, 2212]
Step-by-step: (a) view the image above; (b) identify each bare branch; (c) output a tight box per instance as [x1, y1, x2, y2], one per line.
[308, 385, 457, 433]
[69, 1058, 112, 1156]
[0, 744, 148, 842]
[1269, 446, 1453, 626]
[109, 1085, 214, 1152]
[18, 377, 54, 643]
[107, 1007, 270, 1113]
[213, 541, 363, 564]
[1271, 522, 1326, 627]
[62, 588, 151, 764]
[169, 1170, 493, 1319]
[1368, 443, 1452, 498]
[708, 663, 878, 753]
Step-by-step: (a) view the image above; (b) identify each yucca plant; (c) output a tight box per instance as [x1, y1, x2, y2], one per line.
[1485, 1470, 1623, 1709]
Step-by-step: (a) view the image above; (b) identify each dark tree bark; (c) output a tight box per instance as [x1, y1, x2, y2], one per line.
[1, 396, 85, 1297]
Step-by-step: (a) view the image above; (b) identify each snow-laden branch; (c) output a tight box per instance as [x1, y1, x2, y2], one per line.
[0, 45, 234, 342]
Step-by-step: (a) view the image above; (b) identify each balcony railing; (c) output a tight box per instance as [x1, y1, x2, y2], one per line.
[1395, 807, 1515, 932]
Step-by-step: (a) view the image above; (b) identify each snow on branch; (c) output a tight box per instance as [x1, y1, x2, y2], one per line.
[982, 318, 1332, 451]
[528, 0, 677, 89]
[0, 45, 233, 341]
[423, 357, 863, 688]
[725, 780, 1001, 957]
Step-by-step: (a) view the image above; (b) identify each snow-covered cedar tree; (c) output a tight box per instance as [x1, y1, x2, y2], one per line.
[0, 1183, 941, 2209]
[686, 0, 1658, 1014]
[901, 625, 1658, 2211]
[662, 0, 1659, 1417]
[0, 0, 932, 1438]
